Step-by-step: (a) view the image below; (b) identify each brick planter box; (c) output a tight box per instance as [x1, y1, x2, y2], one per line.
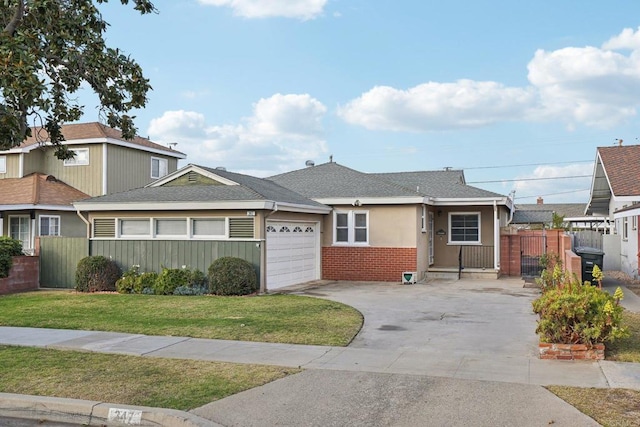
[539, 343, 605, 360]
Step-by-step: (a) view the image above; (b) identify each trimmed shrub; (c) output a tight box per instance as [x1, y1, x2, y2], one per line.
[116, 265, 141, 294]
[0, 236, 23, 278]
[190, 269, 207, 288]
[115, 266, 159, 295]
[532, 271, 628, 346]
[154, 267, 191, 295]
[75, 256, 121, 292]
[208, 257, 258, 296]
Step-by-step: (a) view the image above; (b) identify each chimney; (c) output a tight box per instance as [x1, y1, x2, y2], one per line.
[537, 197, 544, 205]
[617, 138, 623, 147]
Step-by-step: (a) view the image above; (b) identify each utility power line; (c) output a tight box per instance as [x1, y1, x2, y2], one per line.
[515, 188, 591, 200]
[468, 175, 592, 184]
[460, 159, 593, 170]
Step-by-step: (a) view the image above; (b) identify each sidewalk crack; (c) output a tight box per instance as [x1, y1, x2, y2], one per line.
[299, 346, 336, 368]
[141, 337, 192, 356]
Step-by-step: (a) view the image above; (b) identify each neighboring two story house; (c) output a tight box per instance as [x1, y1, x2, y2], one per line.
[0, 122, 185, 252]
[585, 143, 640, 279]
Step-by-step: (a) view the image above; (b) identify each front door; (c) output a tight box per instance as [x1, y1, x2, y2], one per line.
[428, 211, 434, 265]
[9, 216, 30, 250]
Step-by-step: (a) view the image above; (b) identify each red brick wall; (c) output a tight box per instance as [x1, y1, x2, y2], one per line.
[0, 256, 39, 295]
[500, 229, 565, 277]
[322, 247, 417, 282]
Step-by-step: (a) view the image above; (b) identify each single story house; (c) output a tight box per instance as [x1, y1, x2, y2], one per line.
[74, 161, 513, 291]
[511, 198, 607, 231]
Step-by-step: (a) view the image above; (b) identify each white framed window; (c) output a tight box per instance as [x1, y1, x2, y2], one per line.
[0, 156, 6, 173]
[333, 211, 369, 245]
[39, 215, 60, 236]
[192, 218, 226, 237]
[9, 215, 30, 248]
[421, 205, 427, 233]
[151, 157, 168, 179]
[449, 212, 481, 244]
[63, 148, 89, 166]
[119, 219, 150, 237]
[155, 218, 187, 237]
[623, 217, 629, 241]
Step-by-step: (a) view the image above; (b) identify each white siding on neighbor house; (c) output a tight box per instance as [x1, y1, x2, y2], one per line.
[615, 210, 639, 280]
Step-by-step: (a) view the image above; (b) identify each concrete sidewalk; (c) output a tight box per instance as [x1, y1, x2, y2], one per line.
[1, 325, 640, 389]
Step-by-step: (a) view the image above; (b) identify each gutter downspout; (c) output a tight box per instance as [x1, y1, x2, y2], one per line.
[76, 209, 90, 238]
[494, 199, 500, 271]
[260, 202, 278, 293]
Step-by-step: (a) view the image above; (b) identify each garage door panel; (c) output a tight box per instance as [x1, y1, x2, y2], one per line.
[267, 221, 318, 290]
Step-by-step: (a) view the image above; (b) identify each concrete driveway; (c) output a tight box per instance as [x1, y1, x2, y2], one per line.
[292, 277, 541, 357]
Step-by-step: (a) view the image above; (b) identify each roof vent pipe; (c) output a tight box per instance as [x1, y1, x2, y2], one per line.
[305, 160, 315, 167]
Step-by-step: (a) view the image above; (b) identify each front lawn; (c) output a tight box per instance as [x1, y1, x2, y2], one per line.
[0, 345, 298, 410]
[0, 291, 363, 346]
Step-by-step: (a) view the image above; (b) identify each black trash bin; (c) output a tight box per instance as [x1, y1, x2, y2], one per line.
[574, 247, 605, 284]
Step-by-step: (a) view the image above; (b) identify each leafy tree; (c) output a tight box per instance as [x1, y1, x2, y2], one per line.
[551, 212, 567, 230]
[1, 0, 156, 159]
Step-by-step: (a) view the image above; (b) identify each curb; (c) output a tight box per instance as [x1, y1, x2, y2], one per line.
[0, 393, 223, 426]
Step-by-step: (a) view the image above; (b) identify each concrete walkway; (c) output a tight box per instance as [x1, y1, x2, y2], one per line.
[2, 277, 640, 426]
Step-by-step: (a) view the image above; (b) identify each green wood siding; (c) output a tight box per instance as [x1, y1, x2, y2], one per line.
[22, 149, 44, 176]
[163, 171, 223, 186]
[106, 145, 178, 193]
[39, 237, 89, 288]
[90, 240, 261, 277]
[41, 145, 103, 196]
[0, 153, 21, 178]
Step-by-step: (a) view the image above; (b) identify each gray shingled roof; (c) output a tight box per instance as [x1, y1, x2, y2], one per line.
[511, 210, 553, 224]
[374, 171, 506, 198]
[269, 162, 507, 200]
[79, 166, 327, 208]
[268, 162, 421, 198]
[515, 203, 588, 218]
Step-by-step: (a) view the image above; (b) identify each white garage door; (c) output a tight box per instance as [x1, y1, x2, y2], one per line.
[266, 221, 319, 290]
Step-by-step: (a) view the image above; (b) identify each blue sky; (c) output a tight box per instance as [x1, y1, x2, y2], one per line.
[83, 0, 640, 204]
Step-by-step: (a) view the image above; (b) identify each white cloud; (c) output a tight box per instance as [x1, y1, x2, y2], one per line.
[340, 27, 640, 131]
[511, 163, 594, 203]
[338, 80, 536, 131]
[148, 94, 328, 176]
[198, 0, 327, 20]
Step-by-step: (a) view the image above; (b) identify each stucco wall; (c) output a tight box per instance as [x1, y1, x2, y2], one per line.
[432, 206, 496, 267]
[321, 204, 417, 247]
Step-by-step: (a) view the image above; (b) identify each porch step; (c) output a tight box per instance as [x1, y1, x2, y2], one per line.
[425, 268, 500, 281]
[425, 270, 459, 280]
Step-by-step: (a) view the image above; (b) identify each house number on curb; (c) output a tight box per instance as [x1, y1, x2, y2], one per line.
[108, 408, 143, 424]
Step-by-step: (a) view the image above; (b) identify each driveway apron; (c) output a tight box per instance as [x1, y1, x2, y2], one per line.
[293, 278, 541, 357]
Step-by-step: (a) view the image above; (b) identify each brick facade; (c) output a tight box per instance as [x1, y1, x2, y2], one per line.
[0, 256, 39, 295]
[322, 247, 417, 282]
[500, 229, 566, 277]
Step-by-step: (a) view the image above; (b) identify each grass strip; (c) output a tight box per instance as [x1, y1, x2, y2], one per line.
[547, 386, 640, 427]
[0, 291, 363, 346]
[605, 310, 640, 362]
[0, 345, 299, 410]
